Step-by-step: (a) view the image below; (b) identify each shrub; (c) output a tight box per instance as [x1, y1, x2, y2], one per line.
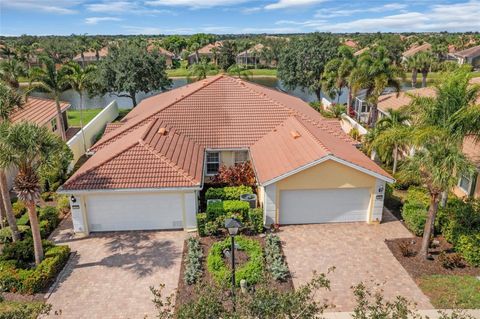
[401, 187, 429, 236]
[206, 202, 224, 221]
[12, 202, 27, 218]
[206, 200, 250, 221]
[440, 198, 480, 245]
[264, 234, 289, 281]
[205, 188, 225, 200]
[207, 236, 263, 286]
[196, 213, 207, 237]
[223, 186, 253, 200]
[40, 192, 52, 202]
[17, 212, 30, 226]
[248, 208, 264, 234]
[184, 237, 203, 285]
[56, 195, 70, 214]
[398, 242, 414, 257]
[211, 161, 256, 186]
[38, 206, 60, 238]
[0, 225, 30, 243]
[1, 238, 35, 266]
[456, 233, 480, 267]
[438, 252, 465, 269]
[0, 244, 70, 294]
[204, 217, 224, 237]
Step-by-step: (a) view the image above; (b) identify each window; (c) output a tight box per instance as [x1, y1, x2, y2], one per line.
[50, 118, 57, 132]
[206, 152, 220, 175]
[234, 151, 248, 164]
[458, 174, 472, 193]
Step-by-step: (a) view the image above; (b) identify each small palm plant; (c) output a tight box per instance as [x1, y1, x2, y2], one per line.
[227, 64, 252, 80]
[187, 58, 215, 81]
[0, 122, 72, 264]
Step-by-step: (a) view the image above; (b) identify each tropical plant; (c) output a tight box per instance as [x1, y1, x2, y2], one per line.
[217, 41, 237, 71]
[29, 56, 69, 140]
[416, 51, 436, 88]
[187, 58, 214, 81]
[0, 122, 72, 264]
[278, 33, 339, 101]
[227, 64, 252, 80]
[323, 46, 356, 106]
[211, 161, 256, 186]
[74, 34, 91, 67]
[402, 54, 420, 88]
[350, 46, 405, 126]
[94, 42, 171, 107]
[62, 62, 97, 152]
[0, 58, 26, 89]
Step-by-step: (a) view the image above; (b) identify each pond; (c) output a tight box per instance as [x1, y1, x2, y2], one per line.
[30, 76, 348, 110]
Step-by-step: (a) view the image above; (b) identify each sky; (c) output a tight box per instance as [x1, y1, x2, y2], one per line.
[0, 0, 479, 36]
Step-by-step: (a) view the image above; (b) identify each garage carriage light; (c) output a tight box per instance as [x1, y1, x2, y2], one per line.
[70, 195, 77, 203]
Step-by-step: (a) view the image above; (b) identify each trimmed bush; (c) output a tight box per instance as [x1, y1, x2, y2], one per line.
[206, 202, 224, 221]
[248, 208, 264, 234]
[401, 187, 429, 236]
[205, 186, 253, 201]
[56, 195, 70, 213]
[0, 244, 70, 294]
[38, 206, 60, 238]
[223, 200, 249, 218]
[196, 213, 207, 237]
[205, 188, 225, 200]
[264, 234, 289, 281]
[207, 236, 263, 286]
[456, 233, 480, 267]
[184, 237, 203, 285]
[439, 198, 480, 245]
[12, 202, 27, 218]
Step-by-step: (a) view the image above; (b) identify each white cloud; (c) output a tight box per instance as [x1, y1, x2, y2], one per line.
[86, 1, 175, 15]
[1, 0, 81, 14]
[144, 0, 249, 9]
[85, 16, 122, 25]
[241, 6, 262, 14]
[265, 0, 329, 10]
[315, 2, 408, 19]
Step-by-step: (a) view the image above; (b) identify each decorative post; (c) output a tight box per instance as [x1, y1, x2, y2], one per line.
[225, 218, 242, 312]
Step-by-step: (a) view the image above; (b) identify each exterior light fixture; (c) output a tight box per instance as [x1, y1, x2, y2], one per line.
[224, 218, 243, 311]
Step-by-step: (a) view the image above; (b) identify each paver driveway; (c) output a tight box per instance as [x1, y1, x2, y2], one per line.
[278, 211, 433, 312]
[45, 217, 185, 319]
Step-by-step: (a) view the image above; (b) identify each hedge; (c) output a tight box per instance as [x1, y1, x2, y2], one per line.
[206, 200, 250, 221]
[207, 236, 263, 286]
[205, 186, 253, 201]
[456, 233, 480, 267]
[0, 244, 70, 294]
[0, 226, 30, 244]
[401, 187, 429, 236]
[248, 208, 264, 234]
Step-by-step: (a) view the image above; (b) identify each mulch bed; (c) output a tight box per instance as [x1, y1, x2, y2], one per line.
[386, 236, 480, 280]
[175, 234, 294, 309]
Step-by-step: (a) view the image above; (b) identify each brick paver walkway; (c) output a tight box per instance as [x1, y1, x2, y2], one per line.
[45, 217, 185, 319]
[278, 211, 433, 312]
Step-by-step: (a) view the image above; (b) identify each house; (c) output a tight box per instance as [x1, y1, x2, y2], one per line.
[58, 75, 393, 235]
[6, 97, 70, 188]
[401, 42, 431, 60]
[343, 39, 358, 49]
[455, 137, 480, 199]
[450, 45, 480, 69]
[73, 47, 109, 65]
[146, 45, 175, 67]
[187, 41, 223, 64]
[353, 47, 369, 57]
[236, 44, 271, 67]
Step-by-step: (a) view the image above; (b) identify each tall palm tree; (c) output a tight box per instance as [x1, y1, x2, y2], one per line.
[187, 58, 214, 81]
[371, 109, 411, 174]
[0, 81, 23, 241]
[62, 62, 97, 152]
[75, 34, 91, 67]
[323, 46, 355, 106]
[416, 52, 436, 88]
[353, 46, 404, 127]
[30, 57, 68, 141]
[190, 43, 201, 63]
[0, 122, 70, 264]
[402, 54, 420, 88]
[0, 58, 26, 89]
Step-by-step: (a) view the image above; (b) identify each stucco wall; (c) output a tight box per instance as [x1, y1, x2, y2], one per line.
[67, 101, 119, 170]
[267, 159, 381, 224]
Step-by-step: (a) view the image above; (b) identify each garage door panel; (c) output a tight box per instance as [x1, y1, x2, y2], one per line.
[280, 188, 371, 224]
[86, 193, 184, 231]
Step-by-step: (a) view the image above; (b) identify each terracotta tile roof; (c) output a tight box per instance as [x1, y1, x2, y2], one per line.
[463, 136, 480, 167]
[62, 75, 391, 191]
[453, 45, 480, 58]
[188, 41, 223, 58]
[353, 47, 368, 56]
[343, 40, 358, 48]
[377, 88, 436, 113]
[147, 45, 175, 57]
[73, 47, 109, 62]
[9, 96, 69, 126]
[237, 44, 265, 57]
[103, 122, 123, 135]
[402, 43, 431, 57]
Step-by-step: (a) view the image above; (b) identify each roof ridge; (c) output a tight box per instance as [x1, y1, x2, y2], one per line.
[139, 139, 198, 185]
[92, 75, 225, 151]
[292, 116, 332, 155]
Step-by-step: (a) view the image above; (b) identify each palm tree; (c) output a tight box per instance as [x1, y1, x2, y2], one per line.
[353, 46, 404, 127]
[62, 62, 97, 152]
[30, 57, 68, 141]
[227, 64, 252, 80]
[401, 135, 474, 259]
[416, 52, 436, 88]
[0, 122, 70, 264]
[323, 46, 355, 106]
[190, 43, 200, 63]
[75, 34, 91, 67]
[402, 54, 420, 88]
[0, 58, 26, 89]
[371, 109, 411, 174]
[90, 39, 104, 62]
[0, 81, 24, 241]
[187, 58, 214, 81]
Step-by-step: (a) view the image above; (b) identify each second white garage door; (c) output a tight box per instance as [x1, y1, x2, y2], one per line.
[86, 192, 185, 232]
[279, 188, 371, 224]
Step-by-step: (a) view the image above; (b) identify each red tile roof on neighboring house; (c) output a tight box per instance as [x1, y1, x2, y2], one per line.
[463, 136, 480, 167]
[402, 43, 431, 58]
[73, 47, 109, 62]
[147, 45, 175, 57]
[343, 40, 358, 48]
[453, 45, 480, 58]
[188, 42, 223, 58]
[62, 75, 391, 191]
[237, 44, 265, 57]
[377, 87, 437, 113]
[9, 96, 69, 126]
[353, 47, 368, 56]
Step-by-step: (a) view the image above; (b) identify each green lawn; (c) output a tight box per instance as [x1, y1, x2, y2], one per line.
[67, 108, 102, 127]
[418, 275, 480, 309]
[0, 301, 49, 318]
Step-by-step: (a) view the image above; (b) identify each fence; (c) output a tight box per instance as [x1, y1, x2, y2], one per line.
[340, 113, 368, 136]
[67, 101, 119, 170]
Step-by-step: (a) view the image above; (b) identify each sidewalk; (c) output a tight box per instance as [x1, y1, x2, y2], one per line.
[323, 309, 480, 319]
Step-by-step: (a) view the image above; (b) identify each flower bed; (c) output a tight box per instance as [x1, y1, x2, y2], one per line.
[184, 237, 203, 285]
[264, 234, 289, 281]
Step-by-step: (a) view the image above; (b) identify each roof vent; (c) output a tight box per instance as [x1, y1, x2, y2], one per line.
[157, 127, 168, 135]
[290, 130, 301, 139]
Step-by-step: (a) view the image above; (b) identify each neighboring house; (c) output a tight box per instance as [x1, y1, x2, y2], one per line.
[401, 42, 431, 61]
[455, 137, 480, 199]
[147, 45, 175, 67]
[343, 39, 358, 49]
[236, 44, 268, 67]
[353, 47, 369, 57]
[187, 41, 223, 64]
[59, 75, 393, 235]
[6, 97, 70, 188]
[73, 47, 109, 65]
[450, 45, 480, 69]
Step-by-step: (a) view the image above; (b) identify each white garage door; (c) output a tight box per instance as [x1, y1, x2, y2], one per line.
[86, 193, 184, 231]
[280, 188, 371, 224]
